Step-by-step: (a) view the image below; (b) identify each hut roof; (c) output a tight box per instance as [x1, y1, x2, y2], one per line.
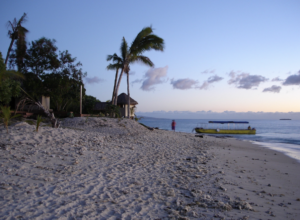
[117, 93, 138, 105]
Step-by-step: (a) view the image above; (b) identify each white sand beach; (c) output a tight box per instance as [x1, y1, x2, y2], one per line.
[1, 117, 300, 220]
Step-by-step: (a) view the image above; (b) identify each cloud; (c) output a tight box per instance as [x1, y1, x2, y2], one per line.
[140, 66, 168, 91]
[228, 71, 268, 89]
[197, 75, 224, 90]
[171, 78, 198, 90]
[85, 76, 104, 84]
[271, 77, 283, 82]
[131, 79, 143, 87]
[129, 71, 135, 75]
[201, 69, 215, 74]
[198, 81, 209, 90]
[263, 85, 282, 93]
[170, 74, 224, 90]
[283, 71, 300, 86]
[207, 75, 223, 83]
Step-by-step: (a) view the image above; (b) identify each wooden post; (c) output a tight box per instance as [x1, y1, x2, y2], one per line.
[80, 85, 82, 116]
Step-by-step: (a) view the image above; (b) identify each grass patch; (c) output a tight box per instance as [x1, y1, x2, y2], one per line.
[36, 115, 42, 132]
[25, 120, 35, 125]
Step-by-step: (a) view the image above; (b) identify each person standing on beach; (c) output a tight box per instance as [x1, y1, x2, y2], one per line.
[171, 120, 176, 131]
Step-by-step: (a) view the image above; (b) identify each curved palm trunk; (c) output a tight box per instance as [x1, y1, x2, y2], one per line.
[111, 68, 119, 105]
[114, 68, 124, 105]
[127, 72, 130, 118]
[5, 38, 15, 66]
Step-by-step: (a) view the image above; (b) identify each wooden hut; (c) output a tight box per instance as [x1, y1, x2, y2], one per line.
[94, 93, 138, 118]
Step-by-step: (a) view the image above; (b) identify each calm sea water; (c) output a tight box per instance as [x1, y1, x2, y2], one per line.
[139, 117, 300, 162]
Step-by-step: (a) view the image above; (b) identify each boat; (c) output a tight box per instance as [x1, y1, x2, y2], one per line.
[194, 121, 256, 134]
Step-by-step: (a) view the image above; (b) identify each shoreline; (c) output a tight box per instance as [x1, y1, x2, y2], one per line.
[158, 127, 300, 164]
[1, 117, 300, 219]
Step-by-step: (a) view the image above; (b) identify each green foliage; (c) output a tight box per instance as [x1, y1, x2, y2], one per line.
[0, 79, 21, 106]
[83, 95, 100, 114]
[0, 52, 5, 72]
[9, 37, 87, 112]
[105, 103, 120, 118]
[108, 26, 165, 117]
[99, 112, 105, 117]
[36, 115, 42, 132]
[42, 73, 84, 111]
[0, 52, 23, 106]
[22, 37, 59, 75]
[134, 114, 143, 122]
[0, 106, 21, 133]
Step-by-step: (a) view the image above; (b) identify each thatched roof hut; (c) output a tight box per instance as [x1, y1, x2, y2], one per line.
[117, 93, 138, 105]
[94, 93, 138, 111]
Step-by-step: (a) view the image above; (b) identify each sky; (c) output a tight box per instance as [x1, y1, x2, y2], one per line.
[1, 0, 300, 119]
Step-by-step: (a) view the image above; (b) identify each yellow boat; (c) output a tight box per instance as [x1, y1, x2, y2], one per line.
[194, 121, 256, 135]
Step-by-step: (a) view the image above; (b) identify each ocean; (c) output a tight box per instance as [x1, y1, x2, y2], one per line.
[139, 117, 300, 162]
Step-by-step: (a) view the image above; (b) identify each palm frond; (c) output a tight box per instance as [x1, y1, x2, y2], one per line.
[0, 70, 25, 81]
[17, 13, 27, 25]
[7, 21, 15, 36]
[120, 37, 128, 60]
[131, 34, 164, 55]
[107, 53, 120, 61]
[106, 63, 122, 70]
[130, 26, 153, 52]
[133, 56, 154, 67]
[107, 54, 113, 61]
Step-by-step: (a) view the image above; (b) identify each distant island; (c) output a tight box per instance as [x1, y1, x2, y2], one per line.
[280, 119, 291, 120]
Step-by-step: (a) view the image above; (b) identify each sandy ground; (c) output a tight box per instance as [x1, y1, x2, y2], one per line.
[0, 117, 299, 220]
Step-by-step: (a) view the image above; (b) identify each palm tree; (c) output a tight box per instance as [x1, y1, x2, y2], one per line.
[106, 53, 123, 105]
[5, 13, 29, 68]
[113, 27, 164, 118]
[0, 51, 24, 85]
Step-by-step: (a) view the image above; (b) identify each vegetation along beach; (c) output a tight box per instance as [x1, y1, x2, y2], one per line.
[1, 1, 300, 219]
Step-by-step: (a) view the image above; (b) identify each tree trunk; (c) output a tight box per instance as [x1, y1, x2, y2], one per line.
[114, 68, 124, 105]
[127, 72, 130, 119]
[111, 68, 119, 105]
[34, 101, 60, 128]
[5, 38, 15, 66]
[16, 98, 60, 128]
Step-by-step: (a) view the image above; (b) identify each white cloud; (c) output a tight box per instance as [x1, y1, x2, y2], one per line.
[131, 79, 143, 87]
[85, 76, 104, 84]
[171, 75, 223, 90]
[207, 75, 223, 83]
[201, 69, 215, 74]
[271, 77, 283, 82]
[228, 71, 268, 89]
[171, 78, 198, 90]
[198, 81, 209, 90]
[283, 71, 300, 86]
[263, 85, 282, 93]
[197, 75, 224, 90]
[140, 66, 168, 91]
